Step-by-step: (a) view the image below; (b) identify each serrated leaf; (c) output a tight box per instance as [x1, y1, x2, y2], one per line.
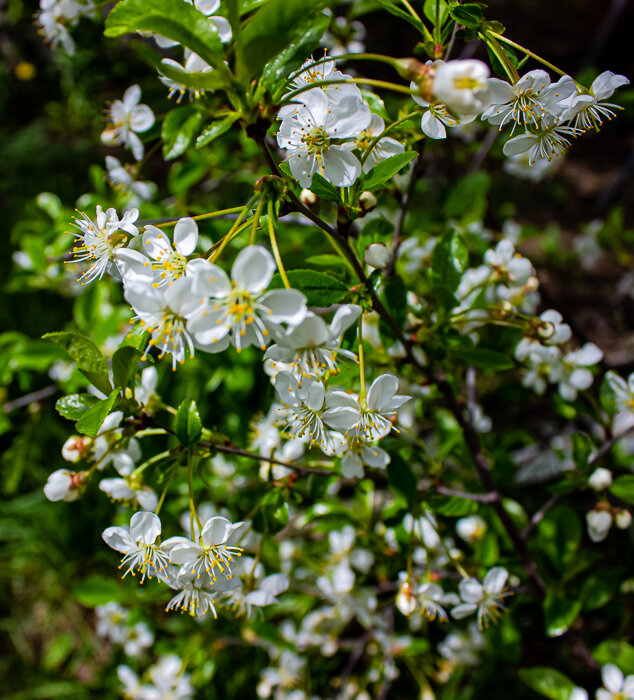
[43, 331, 112, 395]
[518, 667, 576, 700]
[362, 152, 417, 191]
[431, 230, 468, 292]
[55, 394, 100, 421]
[610, 475, 634, 504]
[239, 0, 327, 80]
[112, 345, 142, 394]
[387, 454, 417, 502]
[162, 107, 205, 160]
[271, 269, 348, 307]
[196, 113, 240, 148]
[428, 494, 479, 516]
[175, 397, 202, 446]
[105, 0, 224, 70]
[76, 389, 120, 437]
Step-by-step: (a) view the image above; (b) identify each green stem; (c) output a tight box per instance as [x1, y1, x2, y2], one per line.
[360, 110, 421, 166]
[132, 449, 172, 477]
[399, 0, 434, 42]
[155, 463, 178, 516]
[187, 451, 202, 540]
[267, 200, 290, 289]
[357, 316, 367, 402]
[249, 196, 265, 246]
[281, 78, 419, 105]
[488, 31, 569, 79]
[480, 31, 519, 83]
[153, 206, 245, 230]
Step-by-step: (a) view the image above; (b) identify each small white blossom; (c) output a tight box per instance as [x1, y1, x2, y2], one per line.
[596, 664, 634, 700]
[432, 59, 495, 116]
[551, 343, 603, 401]
[43, 469, 81, 502]
[586, 508, 613, 543]
[451, 567, 511, 627]
[101, 85, 155, 162]
[588, 468, 613, 491]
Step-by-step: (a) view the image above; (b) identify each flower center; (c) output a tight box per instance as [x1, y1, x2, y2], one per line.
[453, 76, 481, 90]
[303, 126, 331, 155]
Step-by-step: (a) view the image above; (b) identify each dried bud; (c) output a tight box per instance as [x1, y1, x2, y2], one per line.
[300, 188, 317, 206]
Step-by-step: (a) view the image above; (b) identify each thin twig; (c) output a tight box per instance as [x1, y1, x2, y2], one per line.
[436, 485, 498, 503]
[3, 385, 57, 412]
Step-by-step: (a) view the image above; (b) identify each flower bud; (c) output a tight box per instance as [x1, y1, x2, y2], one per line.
[395, 579, 417, 616]
[586, 508, 612, 542]
[615, 509, 632, 530]
[588, 467, 613, 491]
[44, 469, 83, 502]
[62, 435, 92, 462]
[364, 243, 389, 268]
[359, 190, 377, 213]
[456, 515, 487, 543]
[300, 188, 317, 206]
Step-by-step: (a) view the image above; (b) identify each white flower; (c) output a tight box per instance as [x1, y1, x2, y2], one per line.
[503, 116, 581, 166]
[451, 567, 510, 627]
[123, 622, 154, 657]
[432, 59, 494, 116]
[596, 664, 634, 700]
[105, 156, 156, 206]
[134, 366, 159, 408]
[356, 374, 410, 441]
[101, 85, 155, 162]
[482, 71, 576, 133]
[537, 309, 572, 345]
[159, 51, 215, 102]
[142, 218, 203, 286]
[504, 151, 559, 181]
[563, 71, 629, 132]
[340, 436, 390, 478]
[588, 468, 613, 491]
[43, 469, 81, 502]
[284, 57, 361, 106]
[484, 240, 534, 288]
[364, 244, 390, 269]
[102, 511, 171, 582]
[456, 515, 487, 543]
[151, 0, 231, 48]
[586, 508, 612, 543]
[416, 582, 459, 623]
[264, 305, 360, 378]
[36, 0, 90, 55]
[91, 412, 141, 474]
[125, 276, 204, 369]
[170, 516, 247, 584]
[164, 568, 237, 618]
[277, 89, 371, 188]
[96, 602, 128, 643]
[146, 654, 194, 700]
[69, 205, 141, 284]
[354, 113, 404, 172]
[222, 558, 290, 616]
[99, 477, 158, 511]
[551, 342, 603, 401]
[411, 79, 475, 139]
[187, 246, 307, 353]
[606, 371, 634, 431]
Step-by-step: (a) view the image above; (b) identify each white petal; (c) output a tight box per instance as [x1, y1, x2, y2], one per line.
[261, 289, 307, 325]
[187, 259, 231, 298]
[421, 110, 447, 139]
[231, 245, 276, 293]
[603, 664, 624, 693]
[341, 450, 364, 478]
[503, 134, 534, 156]
[129, 511, 161, 544]
[483, 566, 508, 593]
[367, 374, 399, 412]
[130, 105, 155, 133]
[102, 526, 133, 553]
[329, 304, 361, 338]
[201, 516, 232, 545]
[260, 573, 289, 596]
[174, 217, 199, 256]
[459, 578, 484, 603]
[322, 147, 362, 188]
[451, 602, 478, 619]
[143, 225, 172, 260]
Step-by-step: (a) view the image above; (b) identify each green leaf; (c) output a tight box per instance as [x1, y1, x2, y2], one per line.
[112, 346, 142, 395]
[537, 506, 581, 573]
[387, 454, 417, 502]
[610, 475, 634, 504]
[105, 0, 224, 70]
[428, 494, 478, 516]
[452, 347, 514, 371]
[571, 432, 592, 471]
[272, 269, 348, 307]
[445, 172, 490, 221]
[162, 106, 205, 160]
[43, 331, 112, 395]
[239, 0, 327, 80]
[253, 490, 289, 533]
[581, 570, 622, 610]
[262, 13, 331, 90]
[362, 152, 418, 191]
[373, 0, 425, 34]
[361, 89, 390, 120]
[486, 43, 520, 79]
[518, 667, 576, 700]
[196, 113, 240, 148]
[593, 641, 634, 675]
[431, 230, 468, 292]
[308, 173, 341, 203]
[304, 254, 350, 269]
[379, 275, 407, 339]
[76, 389, 120, 437]
[543, 592, 582, 638]
[55, 394, 100, 421]
[600, 371, 620, 415]
[430, 286, 460, 312]
[73, 575, 126, 607]
[158, 58, 230, 94]
[175, 398, 203, 446]
[424, 0, 448, 25]
[448, 2, 483, 29]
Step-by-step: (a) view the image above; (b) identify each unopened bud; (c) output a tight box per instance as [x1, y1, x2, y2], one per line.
[365, 243, 389, 268]
[300, 188, 317, 206]
[62, 435, 92, 462]
[615, 509, 632, 530]
[359, 190, 377, 213]
[395, 579, 417, 616]
[456, 515, 487, 543]
[586, 508, 612, 542]
[588, 467, 613, 491]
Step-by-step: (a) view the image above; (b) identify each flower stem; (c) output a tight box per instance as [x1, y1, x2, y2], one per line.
[154, 462, 178, 516]
[360, 110, 421, 165]
[480, 31, 520, 83]
[153, 206, 245, 229]
[487, 31, 569, 78]
[267, 199, 290, 289]
[281, 78, 419, 105]
[357, 316, 367, 401]
[249, 197, 265, 245]
[187, 451, 202, 540]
